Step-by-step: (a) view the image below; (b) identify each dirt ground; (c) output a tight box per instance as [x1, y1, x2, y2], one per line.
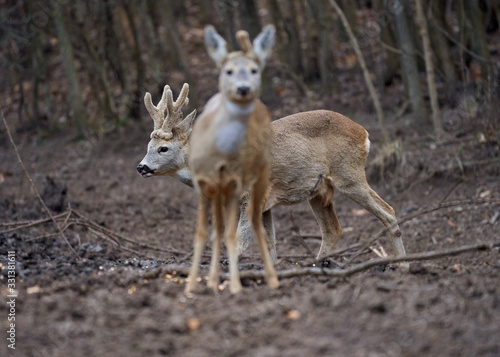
[1, 94, 499, 357]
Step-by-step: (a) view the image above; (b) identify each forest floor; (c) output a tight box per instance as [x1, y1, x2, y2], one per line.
[1, 93, 499, 356]
[1, 17, 500, 355]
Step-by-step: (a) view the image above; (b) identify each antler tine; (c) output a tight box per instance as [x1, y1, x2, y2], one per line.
[236, 30, 253, 54]
[161, 83, 190, 132]
[173, 83, 190, 112]
[144, 84, 170, 131]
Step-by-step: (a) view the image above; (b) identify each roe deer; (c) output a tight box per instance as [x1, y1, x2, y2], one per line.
[137, 83, 196, 185]
[185, 25, 279, 294]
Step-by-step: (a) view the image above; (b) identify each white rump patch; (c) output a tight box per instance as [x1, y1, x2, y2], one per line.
[365, 136, 371, 153]
[216, 121, 247, 155]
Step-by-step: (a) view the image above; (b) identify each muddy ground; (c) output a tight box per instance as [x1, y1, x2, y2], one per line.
[1, 97, 499, 357]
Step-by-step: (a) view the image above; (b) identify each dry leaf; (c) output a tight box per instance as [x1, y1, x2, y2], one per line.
[27, 285, 41, 294]
[479, 190, 491, 198]
[447, 220, 456, 228]
[187, 318, 201, 332]
[286, 310, 301, 321]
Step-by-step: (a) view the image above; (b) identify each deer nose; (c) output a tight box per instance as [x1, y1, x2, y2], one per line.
[137, 164, 154, 175]
[236, 86, 250, 96]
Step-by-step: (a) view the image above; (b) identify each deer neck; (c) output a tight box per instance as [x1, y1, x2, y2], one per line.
[214, 98, 255, 155]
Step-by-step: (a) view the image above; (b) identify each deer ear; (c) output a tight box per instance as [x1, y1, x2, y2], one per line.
[204, 25, 228, 67]
[253, 25, 275, 67]
[174, 109, 197, 137]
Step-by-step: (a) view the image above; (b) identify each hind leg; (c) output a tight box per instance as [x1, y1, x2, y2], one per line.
[337, 179, 408, 267]
[262, 209, 277, 263]
[309, 193, 343, 259]
[249, 170, 279, 289]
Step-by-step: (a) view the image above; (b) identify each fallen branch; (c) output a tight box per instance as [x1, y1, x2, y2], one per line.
[240, 240, 500, 279]
[1, 107, 78, 257]
[151, 240, 499, 282]
[344, 197, 500, 266]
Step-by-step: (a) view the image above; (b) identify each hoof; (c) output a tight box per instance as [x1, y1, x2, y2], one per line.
[230, 280, 243, 294]
[398, 261, 410, 272]
[267, 276, 279, 289]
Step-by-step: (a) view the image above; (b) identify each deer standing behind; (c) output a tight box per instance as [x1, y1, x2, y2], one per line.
[185, 25, 279, 294]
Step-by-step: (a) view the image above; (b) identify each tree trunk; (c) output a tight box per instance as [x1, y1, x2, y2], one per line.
[237, 0, 261, 39]
[124, 3, 144, 121]
[329, 0, 389, 143]
[216, 0, 237, 49]
[415, 0, 444, 138]
[392, 1, 428, 126]
[465, 0, 492, 80]
[52, 0, 87, 135]
[429, 0, 457, 106]
[282, 0, 304, 75]
[372, 0, 400, 86]
[308, 0, 336, 93]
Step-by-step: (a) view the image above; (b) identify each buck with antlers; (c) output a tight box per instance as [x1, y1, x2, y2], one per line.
[137, 83, 196, 186]
[185, 25, 279, 294]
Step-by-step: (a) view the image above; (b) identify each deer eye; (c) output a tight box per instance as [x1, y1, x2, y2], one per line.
[251, 68, 258, 74]
[226, 69, 233, 75]
[158, 147, 169, 153]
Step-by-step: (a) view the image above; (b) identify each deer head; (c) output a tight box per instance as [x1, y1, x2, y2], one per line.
[137, 83, 196, 184]
[204, 24, 275, 105]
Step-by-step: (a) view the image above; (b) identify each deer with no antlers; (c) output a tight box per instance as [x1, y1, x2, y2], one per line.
[185, 25, 279, 294]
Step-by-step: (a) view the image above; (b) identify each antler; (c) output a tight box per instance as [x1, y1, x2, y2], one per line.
[163, 83, 190, 131]
[144, 83, 190, 140]
[236, 30, 253, 55]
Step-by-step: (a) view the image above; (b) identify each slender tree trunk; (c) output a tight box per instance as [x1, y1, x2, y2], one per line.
[104, 1, 128, 90]
[465, 0, 492, 80]
[283, 0, 304, 75]
[237, 0, 261, 39]
[429, 0, 457, 106]
[415, 0, 444, 138]
[372, 0, 399, 86]
[392, 1, 428, 126]
[308, 0, 336, 93]
[124, 3, 144, 121]
[52, 0, 87, 135]
[216, 0, 237, 49]
[329, 0, 389, 143]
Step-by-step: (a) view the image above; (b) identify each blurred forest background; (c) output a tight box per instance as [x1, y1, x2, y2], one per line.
[0, 0, 499, 142]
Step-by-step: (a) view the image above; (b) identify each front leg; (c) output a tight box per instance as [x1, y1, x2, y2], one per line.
[185, 196, 209, 295]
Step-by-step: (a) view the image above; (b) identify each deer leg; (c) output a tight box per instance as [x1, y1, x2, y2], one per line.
[185, 195, 210, 294]
[207, 195, 223, 292]
[237, 201, 277, 264]
[309, 194, 343, 260]
[224, 193, 243, 294]
[249, 172, 279, 289]
[236, 197, 252, 257]
[338, 181, 408, 267]
[262, 209, 277, 263]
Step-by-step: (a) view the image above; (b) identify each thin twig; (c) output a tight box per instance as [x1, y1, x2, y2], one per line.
[1, 107, 79, 257]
